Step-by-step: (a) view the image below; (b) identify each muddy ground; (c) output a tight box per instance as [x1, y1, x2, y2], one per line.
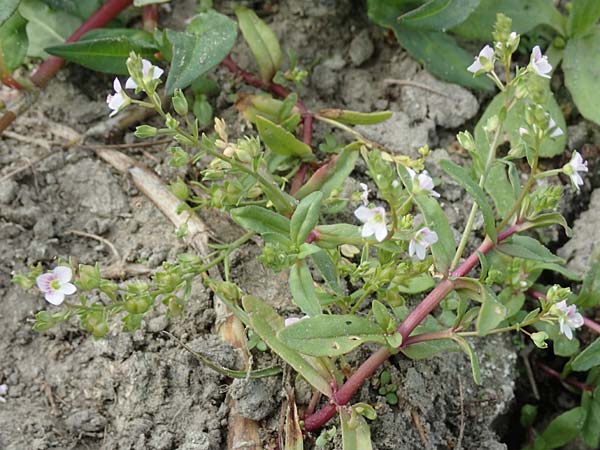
[1, 1, 599, 449]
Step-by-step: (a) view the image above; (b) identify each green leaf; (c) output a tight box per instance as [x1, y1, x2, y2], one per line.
[0, 0, 21, 26]
[340, 408, 373, 450]
[451, 0, 565, 40]
[397, 0, 480, 31]
[476, 287, 507, 335]
[234, 6, 281, 83]
[413, 193, 456, 274]
[279, 314, 387, 357]
[536, 407, 586, 449]
[497, 235, 563, 263]
[242, 296, 333, 397]
[19, 0, 81, 58]
[0, 11, 27, 71]
[396, 273, 435, 294]
[290, 192, 323, 246]
[230, 206, 290, 236]
[582, 387, 600, 448]
[256, 115, 314, 160]
[484, 163, 515, 217]
[572, 338, 600, 372]
[440, 159, 497, 242]
[41, 0, 102, 20]
[475, 92, 566, 160]
[165, 10, 237, 94]
[453, 335, 481, 384]
[523, 212, 572, 237]
[564, 28, 600, 125]
[45, 31, 157, 74]
[576, 252, 600, 307]
[288, 260, 322, 317]
[568, 0, 600, 38]
[318, 109, 392, 125]
[311, 250, 342, 295]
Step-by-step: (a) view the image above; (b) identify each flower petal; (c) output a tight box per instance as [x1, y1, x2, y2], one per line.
[53, 266, 72, 283]
[354, 206, 373, 223]
[36, 273, 55, 292]
[374, 223, 387, 242]
[125, 77, 137, 89]
[60, 282, 77, 296]
[45, 290, 65, 306]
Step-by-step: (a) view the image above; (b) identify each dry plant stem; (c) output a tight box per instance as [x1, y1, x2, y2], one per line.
[95, 149, 261, 450]
[304, 226, 519, 431]
[538, 363, 594, 392]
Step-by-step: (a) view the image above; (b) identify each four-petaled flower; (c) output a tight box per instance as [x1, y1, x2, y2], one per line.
[125, 59, 164, 89]
[467, 45, 495, 74]
[359, 183, 369, 206]
[354, 206, 387, 242]
[409, 227, 438, 261]
[530, 46, 552, 78]
[550, 300, 583, 340]
[564, 151, 588, 190]
[106, 78, 129, 117]
[407, 168, 440, 198]
[36, 266, 77, 306]
[0, 384, 7, 403]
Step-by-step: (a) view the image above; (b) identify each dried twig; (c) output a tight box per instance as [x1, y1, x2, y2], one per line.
[411, 409, 429, 447]
[456, 377, 465, 450]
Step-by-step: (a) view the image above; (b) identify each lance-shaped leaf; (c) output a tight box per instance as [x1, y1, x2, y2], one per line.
[289, 260, 322, 317]
[521, 212, 572, 236]
[0, 11, 27, 71]
[234, 5, 282, 82]
[0, 0, 21, 26]
[413, 193, 456, 274]
[572, 338, 600, 372]
[397, 0, 480, 31]
[242, 296, 332, 397]
[340, 408, 374, 450]
[497, 235, 563, 263]
[46, 30, 157, 74]
[256, 115, 314, 160]
[279, 315, 387, 357]
[476, 286, 507, 335]
[318, 109, 392, 125]
[440, 159, 497, 242]
[165, 10, 237, 94]
[290, 191, 323, 246]
[536, 407, 586, 449]
[568, 0, 600, 38]
[453, 335, 481, 384]
[230, 205, 290, 236]
[311, 249, 342, 295]
[484, 163, 515, 217]
[313, 224, 364, 248]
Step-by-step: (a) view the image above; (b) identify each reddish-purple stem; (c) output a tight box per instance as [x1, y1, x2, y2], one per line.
[304, 226, 519, 431]
[142, 4, 159, 32]
[1, 75, 23, 90]
[538, 362, 594, 392]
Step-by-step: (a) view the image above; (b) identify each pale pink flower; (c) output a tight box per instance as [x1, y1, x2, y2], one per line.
[407, 168, 440, 198]
[106, 78, 129, 117]
[467, 45, 494, 73]
[354, 206, 387, 242]
[35, 266, 77, 306]
[565, 151, 588, 190]
[409, 227, 438, 261]
[551, 300, 583, 340]
[530, 46, 552, 78]
[126, 59, 164, 89]
[519, 127, 528, 136]
[0, 384, 6, 403]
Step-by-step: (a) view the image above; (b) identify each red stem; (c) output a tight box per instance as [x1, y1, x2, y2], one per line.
[304, 226, 519, 431]
[1, 75, 23, 90]
[538, 362, 594, 392]
[142, 4, 159, 32]
[30, 0, 133, 88]
[290, 164, 309, 196]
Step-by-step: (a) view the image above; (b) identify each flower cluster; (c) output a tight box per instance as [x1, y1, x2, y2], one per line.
[467, 43, 552, 79]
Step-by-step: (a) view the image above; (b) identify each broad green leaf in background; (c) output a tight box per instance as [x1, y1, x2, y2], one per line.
[413, 193, 456, 274]
[476, 287, 507, 335]
[256, 116, 314, 160]
[497, 235, 563, 263]
[45, 29, 157, 74]
[397, 0, 480, 31]
[451, 0, 565, 40]
[230, 205, 290, 236]
[165, 10, 237, 94]
[582, 387, 600, 448]
[0, 0, 21, 26]
[534, 407, 586, 450]
[234, 6, 282, 83]
[396, 273, 434, 294]
[440, 159, 497, 242]
[564, 28, 600, 126]
[289, 260, 322, 317]
[242, 296, 333, 397]
[279, 314, 387, 357]
[340, 408, 374, 450]
[19, 0, 82, 58]
[484, 163, 515, 217]
[572, 338, 600, 372]
[290, 192, 323, 246]
[576, 252, 600, 308]
[0, 11, 27, 71]
[42, 0, 102, 20]
[567, 0, 600, 38]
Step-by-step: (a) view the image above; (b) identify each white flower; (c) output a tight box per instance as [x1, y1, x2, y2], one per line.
[551, 300, 583, 340]
[0, 384, 6, 403]
[359, 183, 369, 206]
[519, 127, 528, 136]
[35, 266, 77, 306]
[530, 46, 552, 78]
[106, 78, 130, 117]
[125, 59, 164, 89]
[354, 206, 387, 242]
[547, 117, 563, 138]
[467, 45, 495, 73]
[407, 168, 440, 198]
[284, 316, 309, 327]
[409, 227, 438, 261]
[564, 151, 588, 190]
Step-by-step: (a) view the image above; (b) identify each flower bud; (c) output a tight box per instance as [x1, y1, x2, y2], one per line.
[135, 125, 158, 139]
[78, 264, 101, 290]
[170, 177, 189, 200]
[165, 113, 179, 130]
[172, 89, 189, 116]
[457, 131, 475, 153]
